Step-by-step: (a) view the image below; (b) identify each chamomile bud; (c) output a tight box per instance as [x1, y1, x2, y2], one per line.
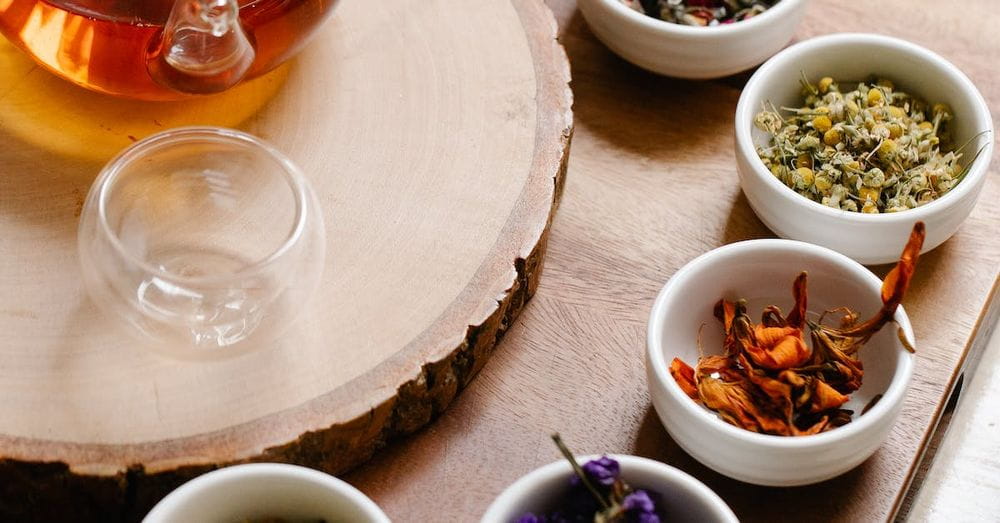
[812, 115, 833, 133]
[818, 77, 835, 94]
[867, 88, 884, 106]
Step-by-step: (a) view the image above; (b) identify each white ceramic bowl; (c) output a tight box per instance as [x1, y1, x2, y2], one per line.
[481, 454, 737, 522]
[646, 239, 915, 486]
[143, 463, 390, 523]
[577, 0, 809, 79]
[735, 33, 994, 265]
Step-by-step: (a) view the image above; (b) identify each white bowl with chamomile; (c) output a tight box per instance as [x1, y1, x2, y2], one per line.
[735, 33, 993, 265]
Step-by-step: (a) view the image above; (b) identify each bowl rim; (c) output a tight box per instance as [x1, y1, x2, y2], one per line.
[142, 463, 390, 523]
[594, 0, 808, 37]
[646, 238, 915, 449]
[480, 454, 738, 523]
[734, 32, 995, 224]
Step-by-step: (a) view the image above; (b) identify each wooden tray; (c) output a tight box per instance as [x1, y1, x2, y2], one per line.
[0, 0, 571, 519]
[341, 1, 1000, 521]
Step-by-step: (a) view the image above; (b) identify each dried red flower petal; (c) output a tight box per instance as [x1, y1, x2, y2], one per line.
[786, 272, 808, 329]
[669, 358, 698, 399]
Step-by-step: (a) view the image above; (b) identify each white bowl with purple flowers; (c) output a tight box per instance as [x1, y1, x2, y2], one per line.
[481, 453, 737, 523]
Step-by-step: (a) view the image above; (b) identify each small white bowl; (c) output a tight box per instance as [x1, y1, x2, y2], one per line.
[143, 463, 390, 523]
[481, 454, 737, 522]
[577, 0, 809, 79]
[735, 33, 994, 265]
[646, 239, 915, 486]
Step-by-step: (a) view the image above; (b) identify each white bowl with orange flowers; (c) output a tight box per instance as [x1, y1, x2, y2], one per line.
[645, 232, 920, 486]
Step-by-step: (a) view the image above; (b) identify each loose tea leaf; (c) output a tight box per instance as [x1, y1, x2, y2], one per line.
[754, 75, 988, 213]
[621, 0, 778, 26]
[670, 223, 925, 435]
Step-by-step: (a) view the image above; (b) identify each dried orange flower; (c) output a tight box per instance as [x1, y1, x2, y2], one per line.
[670, 223, 925, 436]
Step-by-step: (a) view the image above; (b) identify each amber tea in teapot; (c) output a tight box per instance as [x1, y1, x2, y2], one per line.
[0, 0, 337, 100]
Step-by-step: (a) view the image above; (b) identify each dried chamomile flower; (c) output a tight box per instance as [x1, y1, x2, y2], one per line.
[753, 74, 988, 213]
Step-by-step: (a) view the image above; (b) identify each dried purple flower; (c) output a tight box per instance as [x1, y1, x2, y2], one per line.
[573, 456, 620, 487]
[517, 436, 666, 523]
[622, 490, 654, 512]
[623, 490, 660, 523]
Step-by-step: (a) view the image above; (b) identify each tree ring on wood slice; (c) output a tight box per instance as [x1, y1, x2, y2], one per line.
[0, 0, 572, 519]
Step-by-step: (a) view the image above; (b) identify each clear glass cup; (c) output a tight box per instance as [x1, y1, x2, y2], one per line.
[78, 127, 326, 358]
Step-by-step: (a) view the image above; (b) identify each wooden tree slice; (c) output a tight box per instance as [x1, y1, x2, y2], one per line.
[0, 0, 572, 519]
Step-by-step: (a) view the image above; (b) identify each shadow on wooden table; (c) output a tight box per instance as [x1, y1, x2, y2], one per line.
[558, 11, 745, 163]
[633, 406, 871, 522]
[722, 191, 773, 245]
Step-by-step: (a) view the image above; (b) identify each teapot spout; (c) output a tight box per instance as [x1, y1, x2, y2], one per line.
[149, 0, 255, 95]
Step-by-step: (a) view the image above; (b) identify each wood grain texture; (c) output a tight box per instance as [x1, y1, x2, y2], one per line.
[0, 0, 571, 519]
[343, 1, 1000, 521]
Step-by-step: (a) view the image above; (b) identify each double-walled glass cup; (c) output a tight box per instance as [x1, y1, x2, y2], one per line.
[78, 127, 326, 358]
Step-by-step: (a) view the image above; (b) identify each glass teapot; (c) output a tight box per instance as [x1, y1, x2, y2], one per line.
[0, 0, 337, 100]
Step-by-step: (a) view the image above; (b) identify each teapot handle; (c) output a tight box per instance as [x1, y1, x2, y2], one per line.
[148, 0, 256, 95]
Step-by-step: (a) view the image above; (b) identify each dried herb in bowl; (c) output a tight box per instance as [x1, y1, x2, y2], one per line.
[620, 0, 778, 26]
[669, 222, 924, 436]
[517, 435, 664, 523]
[754, 75, 988, 213]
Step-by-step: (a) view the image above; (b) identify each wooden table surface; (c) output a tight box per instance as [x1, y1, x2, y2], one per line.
[345, 1, 1000, 521]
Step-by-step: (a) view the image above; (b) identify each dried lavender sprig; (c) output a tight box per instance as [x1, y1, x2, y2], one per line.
[550, 433, 610, 510]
